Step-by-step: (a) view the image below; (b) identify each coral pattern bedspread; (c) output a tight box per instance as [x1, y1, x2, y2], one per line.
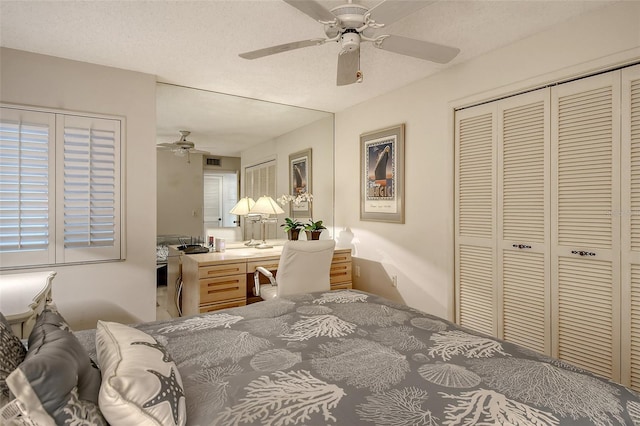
[78, 290, 640, 425]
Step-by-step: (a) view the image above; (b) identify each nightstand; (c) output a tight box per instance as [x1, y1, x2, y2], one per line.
[0, 271, 56, 339]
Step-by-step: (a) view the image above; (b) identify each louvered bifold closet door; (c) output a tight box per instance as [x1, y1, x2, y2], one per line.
[244, 160, 277, 239]
[455, 104, 497, 336]
[622, 64, 640, 391]
[497, 88, 551, 354]
[551, 71, 621, 381]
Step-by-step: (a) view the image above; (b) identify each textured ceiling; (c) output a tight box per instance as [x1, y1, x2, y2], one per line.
[0, 0, 615, 155]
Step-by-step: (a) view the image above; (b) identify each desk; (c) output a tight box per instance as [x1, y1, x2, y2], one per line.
[179, 244, 352, 316]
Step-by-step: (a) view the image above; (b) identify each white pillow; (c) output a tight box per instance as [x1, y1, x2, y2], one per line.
[5, 308, 105, 426]
[96, 321, 186, 426]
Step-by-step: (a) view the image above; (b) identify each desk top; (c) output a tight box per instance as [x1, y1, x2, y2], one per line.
[177, 242, 351, 266]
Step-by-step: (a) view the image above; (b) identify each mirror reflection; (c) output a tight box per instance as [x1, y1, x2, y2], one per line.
[155, 83, 334, 246]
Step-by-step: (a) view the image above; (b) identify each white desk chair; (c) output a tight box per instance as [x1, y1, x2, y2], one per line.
[254, 240, 336, 300]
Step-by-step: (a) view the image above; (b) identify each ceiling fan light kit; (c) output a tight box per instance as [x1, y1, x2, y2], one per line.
[239, 0, 460, 86]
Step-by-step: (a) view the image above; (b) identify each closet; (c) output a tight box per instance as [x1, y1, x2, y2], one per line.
[455, 64, 640, 390]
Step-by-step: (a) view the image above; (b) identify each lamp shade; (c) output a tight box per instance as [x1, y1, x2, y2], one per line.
[250, 196, 285, 216]
[229, 197, 255, 215]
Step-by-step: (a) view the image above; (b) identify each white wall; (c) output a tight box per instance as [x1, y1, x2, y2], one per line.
[274, 116, 335, 238]
[157, 151, 205, 238]
[0, 48, 157, 329]
[335, 2, 640, 320]
[241, 115, 335, 240]
[157, 152, 242, 239]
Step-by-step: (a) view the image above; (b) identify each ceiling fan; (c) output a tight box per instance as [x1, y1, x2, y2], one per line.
[239, 0, 460, 86]
[157, 130, 208, 163]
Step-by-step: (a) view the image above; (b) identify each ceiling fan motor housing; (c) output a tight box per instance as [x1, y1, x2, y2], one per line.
[332, 4, 367, 52]
[330, 4, 368, 28]
[341, 29, 360, 52]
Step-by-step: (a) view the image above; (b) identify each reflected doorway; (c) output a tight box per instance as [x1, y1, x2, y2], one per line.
[203, 171, 238, 229]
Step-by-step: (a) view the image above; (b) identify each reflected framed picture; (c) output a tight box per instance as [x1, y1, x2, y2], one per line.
[360, 124, 405, 223]
[289, 148, 312, 218]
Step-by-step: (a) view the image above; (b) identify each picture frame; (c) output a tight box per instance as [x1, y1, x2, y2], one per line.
[289, 148, 312, 218]
[360, 124, 405, 223]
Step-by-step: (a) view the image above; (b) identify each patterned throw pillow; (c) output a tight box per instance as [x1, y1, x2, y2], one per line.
[96, 321, 187, 426]
[5, 308, 106, 425]
[0, 312, 26, 406]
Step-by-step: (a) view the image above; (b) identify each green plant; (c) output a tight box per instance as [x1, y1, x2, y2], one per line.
[304, 220, 326, 231]
[281, 217, 304, 232]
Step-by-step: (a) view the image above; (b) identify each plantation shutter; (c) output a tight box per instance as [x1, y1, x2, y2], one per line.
[497, 88, 550, 354]
[551, 71, 621, 380]
[622, 64, 640, 391]
[0, 107, 55, 267]
[56, 114, 121, 263]
[455, 103, 497, 336]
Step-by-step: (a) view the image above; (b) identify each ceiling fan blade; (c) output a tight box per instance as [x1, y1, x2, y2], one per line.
[367, 0, 435, 26]
[239, 38, 326, 60]
[336, 49, 360, 86]
[157, 143, 174, 148]
[282, 0, 336, 23]
[375, 35, 459, 63]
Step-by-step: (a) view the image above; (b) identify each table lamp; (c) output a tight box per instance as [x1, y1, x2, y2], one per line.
[250, 195, 284, 249]
[229, 197, 260, 246]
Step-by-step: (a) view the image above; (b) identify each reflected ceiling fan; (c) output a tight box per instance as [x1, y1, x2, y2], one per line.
[157, 130, 208, 163]
[239, 0, 460, 86]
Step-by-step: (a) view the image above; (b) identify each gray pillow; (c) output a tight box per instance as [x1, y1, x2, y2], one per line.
[6, 308, 106, 425]
[0, 312, 27, 405]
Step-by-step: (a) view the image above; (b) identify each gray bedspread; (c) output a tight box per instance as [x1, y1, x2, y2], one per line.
[77, 290, 640, 425]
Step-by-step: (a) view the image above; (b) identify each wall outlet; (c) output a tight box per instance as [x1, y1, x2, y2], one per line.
[355, 265, 361, 277]
[391, 275, 397, 287]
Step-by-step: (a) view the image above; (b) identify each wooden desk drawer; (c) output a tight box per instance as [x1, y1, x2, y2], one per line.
[199, 275, 247, 305]
[332, 251, 352, 264]
[199, 298, 246, 313]
[330, 262, 352, 284]
[198, 262, 247, 279]
[247, 257, 280, 273]
[331, 282, 352, 290]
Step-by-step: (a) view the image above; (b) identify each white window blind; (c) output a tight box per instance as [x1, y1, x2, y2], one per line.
[0, 108, 55, 267]
[0, 106, 122, 268]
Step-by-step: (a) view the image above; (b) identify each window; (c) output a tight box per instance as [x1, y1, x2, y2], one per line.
[0, 106, 123, 268]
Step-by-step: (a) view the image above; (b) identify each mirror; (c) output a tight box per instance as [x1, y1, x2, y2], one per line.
[156, 83, 334, 243]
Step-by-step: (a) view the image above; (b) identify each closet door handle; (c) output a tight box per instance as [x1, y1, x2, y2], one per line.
[571, 250, 596, 257]
[512, 244, 532, 249]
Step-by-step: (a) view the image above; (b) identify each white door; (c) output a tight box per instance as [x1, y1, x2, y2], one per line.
[203, 174, 223, 229]
[497, 88, 551, 354]
[551, 70, 621, 380]
[621, 64, 640, 391]
[245, 160, 277, 239]
[455, 103, 497, 336]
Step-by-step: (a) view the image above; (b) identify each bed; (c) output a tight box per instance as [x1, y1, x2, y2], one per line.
[3, 289, 640, 426]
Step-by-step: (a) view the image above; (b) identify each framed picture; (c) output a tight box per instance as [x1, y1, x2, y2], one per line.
[360, 124, 405, 223]
[289, 148, 312, 218]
